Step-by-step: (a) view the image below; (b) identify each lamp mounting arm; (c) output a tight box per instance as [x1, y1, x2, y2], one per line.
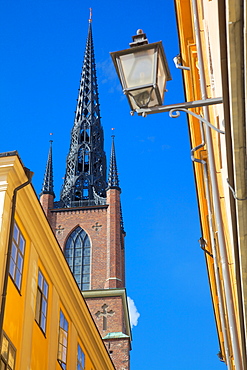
[135, 97, 223, 116]
[169, 108, 225, 134]
[134, 97, 224, 134]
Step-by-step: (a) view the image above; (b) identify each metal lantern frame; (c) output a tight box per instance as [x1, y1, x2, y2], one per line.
[111, 41, 172, 111]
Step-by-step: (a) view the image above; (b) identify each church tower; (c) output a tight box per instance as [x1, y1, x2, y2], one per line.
[40, 16, 131, 370]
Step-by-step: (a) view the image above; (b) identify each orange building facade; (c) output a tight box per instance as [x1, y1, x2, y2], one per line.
[174, 1, 247, 369]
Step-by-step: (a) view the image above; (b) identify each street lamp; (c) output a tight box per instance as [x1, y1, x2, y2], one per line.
[110, 30, 223, 128]
[110, 29, 171, 111]
[111, 29, 244, 370]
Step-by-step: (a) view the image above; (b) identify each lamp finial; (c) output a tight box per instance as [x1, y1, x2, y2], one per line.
[130, 29, 148, 47]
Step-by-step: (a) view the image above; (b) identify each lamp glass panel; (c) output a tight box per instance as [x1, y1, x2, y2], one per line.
[157, 55, 166, 103]
[119, 49, 155, 88]
[129, 87, 159, 109]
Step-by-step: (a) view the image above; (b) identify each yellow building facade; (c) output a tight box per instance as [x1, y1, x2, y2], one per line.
[0, 152, 115, 370]
[174, 0, 247, 369]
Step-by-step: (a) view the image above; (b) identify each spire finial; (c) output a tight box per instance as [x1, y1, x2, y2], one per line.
[108, 133, 120, 189]
[89, 8, 92, 23]
[40, 138, 55, 198]
[111, 127, 115, 139]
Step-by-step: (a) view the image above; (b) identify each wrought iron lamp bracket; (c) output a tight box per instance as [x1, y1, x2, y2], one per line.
[169, 108, 225, 134]
[134, 97, 224, 134]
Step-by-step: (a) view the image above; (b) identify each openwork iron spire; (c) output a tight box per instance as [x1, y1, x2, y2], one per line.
[40, 140, 55, 197]
[108, 135, 120, 188]
[60, 20, 107, 207]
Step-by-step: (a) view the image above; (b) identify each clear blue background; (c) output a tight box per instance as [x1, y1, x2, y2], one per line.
[0, 1, 225, 369]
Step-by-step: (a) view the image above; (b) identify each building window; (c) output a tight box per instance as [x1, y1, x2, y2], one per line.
[35, 269, 48, 333]
[1, 333, 16, 370]
[64, 227, 91, 290]
[77, 344, 85, 370]
[9, 221, 26, 290]
[57, 310, 68, 369]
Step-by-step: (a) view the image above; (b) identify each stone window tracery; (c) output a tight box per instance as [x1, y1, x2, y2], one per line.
[64, 227, 91, 290]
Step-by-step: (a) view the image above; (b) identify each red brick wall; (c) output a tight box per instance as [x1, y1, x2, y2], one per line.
[121, 232, 126, 286]
[47, 188, 125, 291]
[105, 189, 123, 289]
[40, 188, 130, 369]
[85, 296, 125, 336]
[40, 194, 54, 217]
[104, 338, 130, 370]
[49, 206, 109, 289]
[86, 296, 130, 370]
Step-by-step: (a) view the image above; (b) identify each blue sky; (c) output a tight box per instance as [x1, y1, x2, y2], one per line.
[0, 1, 226, 369]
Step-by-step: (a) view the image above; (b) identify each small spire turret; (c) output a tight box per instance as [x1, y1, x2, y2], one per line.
[40, 140, 55, 197]
[108, 135, 120, 188]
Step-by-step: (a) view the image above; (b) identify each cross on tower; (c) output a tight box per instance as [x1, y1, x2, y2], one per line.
[55, 225, 64, 236]
[95, 304, 115, 330]
[92, 222, 102, 232]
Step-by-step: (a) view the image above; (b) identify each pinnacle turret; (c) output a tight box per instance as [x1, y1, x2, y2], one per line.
[108, 135, 120, 188]
[40, 140, 55, 198]
[60, 21, 107, 208]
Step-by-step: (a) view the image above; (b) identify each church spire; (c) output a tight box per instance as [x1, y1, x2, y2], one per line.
[40, 140, 55, 197]
[60, 19, 107, 208]
[108, 135, 120, 188]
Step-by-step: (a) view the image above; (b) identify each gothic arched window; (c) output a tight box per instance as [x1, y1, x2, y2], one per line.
[64, 227, 91, 290]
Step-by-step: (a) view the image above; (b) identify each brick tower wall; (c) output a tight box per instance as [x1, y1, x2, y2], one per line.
[86, 296, 126, 336]
[86, 295, 130, 370]
[41, 188, 130, 370]
[104, 338, 130, 370]
[48, 205, 109, 290]
[45, 188, 125, 291]
[40, 193, 54, 218]
[105, 188, 123, 289]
